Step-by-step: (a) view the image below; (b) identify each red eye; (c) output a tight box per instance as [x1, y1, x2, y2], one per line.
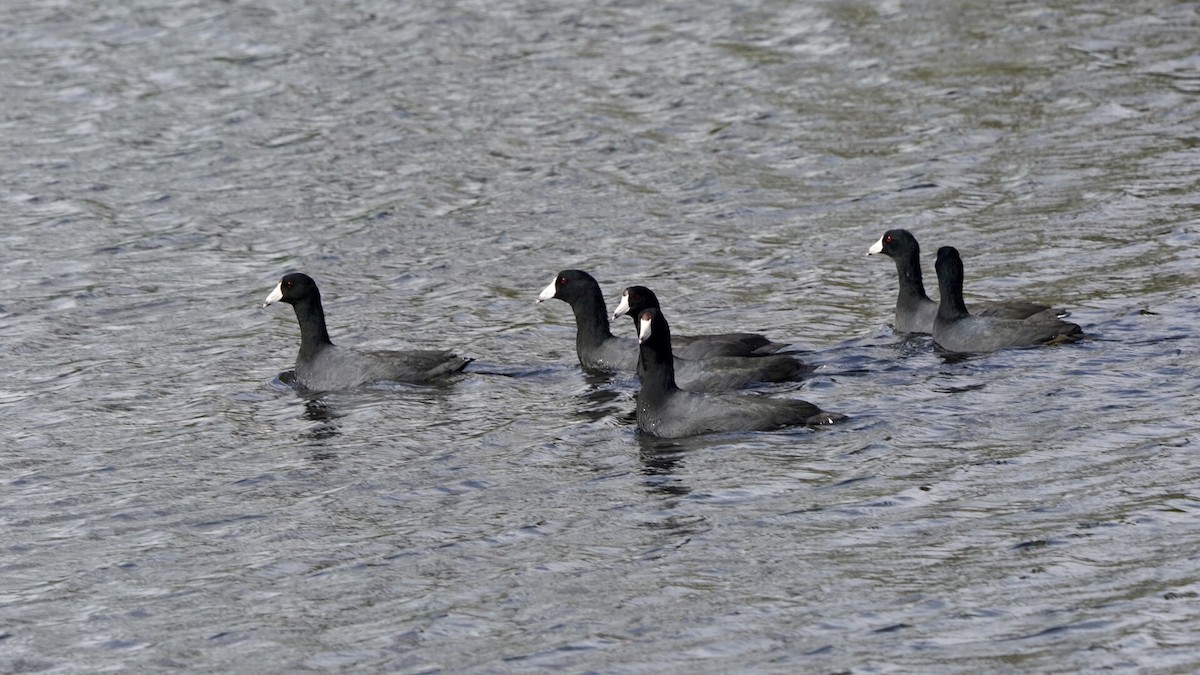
[559, 277, 567, 285]
[884, 235, 893, 244]
[632, 293, 640, 302]
[284, 280, 293, 288]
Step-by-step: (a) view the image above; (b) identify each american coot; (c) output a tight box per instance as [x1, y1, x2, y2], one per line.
[633, 307, 841, 438]
[932, 247, 1083, 354]
[868, 229, 1062, 334]
[537, 270, 638, 371]
[537, 270, 786, 372]
[611, 285, 785, 357]
[263, 272, 472, 391]
[611, 285, 810, 391]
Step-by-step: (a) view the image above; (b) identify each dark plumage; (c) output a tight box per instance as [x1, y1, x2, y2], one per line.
[633, 307, 841, 438]
[611, 285, 787, 357]
[612, 285, 809, 391]
[537, 270, 787, 378]
[537, 270, 639, 371]
[263, 272, 471, 391]
[537, 271, 796, 391]
[932, 247, 1083, 353]
[868, 229, 1063, 333]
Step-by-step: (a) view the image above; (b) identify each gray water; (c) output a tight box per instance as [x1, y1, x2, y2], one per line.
[3, 0, 1199, 671]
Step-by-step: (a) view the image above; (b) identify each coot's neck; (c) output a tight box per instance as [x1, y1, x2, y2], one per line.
[893, 247, 932, 304]
[638, 313, 678, 398]
[569, 285, 616, 353]
[935, 259, 970, 322]
[290, 294, 334, 358]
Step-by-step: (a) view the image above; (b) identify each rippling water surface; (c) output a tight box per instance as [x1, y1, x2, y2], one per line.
[3, 0, 1199, 671]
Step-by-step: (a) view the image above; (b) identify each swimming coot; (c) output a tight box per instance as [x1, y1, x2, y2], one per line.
[263, 272, 471, 391]
[931, 247, 1083, 353]
[537, 270, 795, 391]
[868, 229, 1062, 333]
[632, 306, 841, 438]
[612, 284, 809, 391]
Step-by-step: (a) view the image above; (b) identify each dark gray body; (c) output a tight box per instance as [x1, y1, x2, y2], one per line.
[294, 345, 471, 391]
[932, 247, 1082, 354]
[541, 270, 801, 391]
[636, 385, 838, 438]
[634, 307, 839, 438]
[869, 229, 1062, 334]
[901, 293, 1057, 336]
[265, 273, 471, 391]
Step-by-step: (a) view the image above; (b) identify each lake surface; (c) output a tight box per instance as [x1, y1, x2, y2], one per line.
[3, 0, 1199, 671]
